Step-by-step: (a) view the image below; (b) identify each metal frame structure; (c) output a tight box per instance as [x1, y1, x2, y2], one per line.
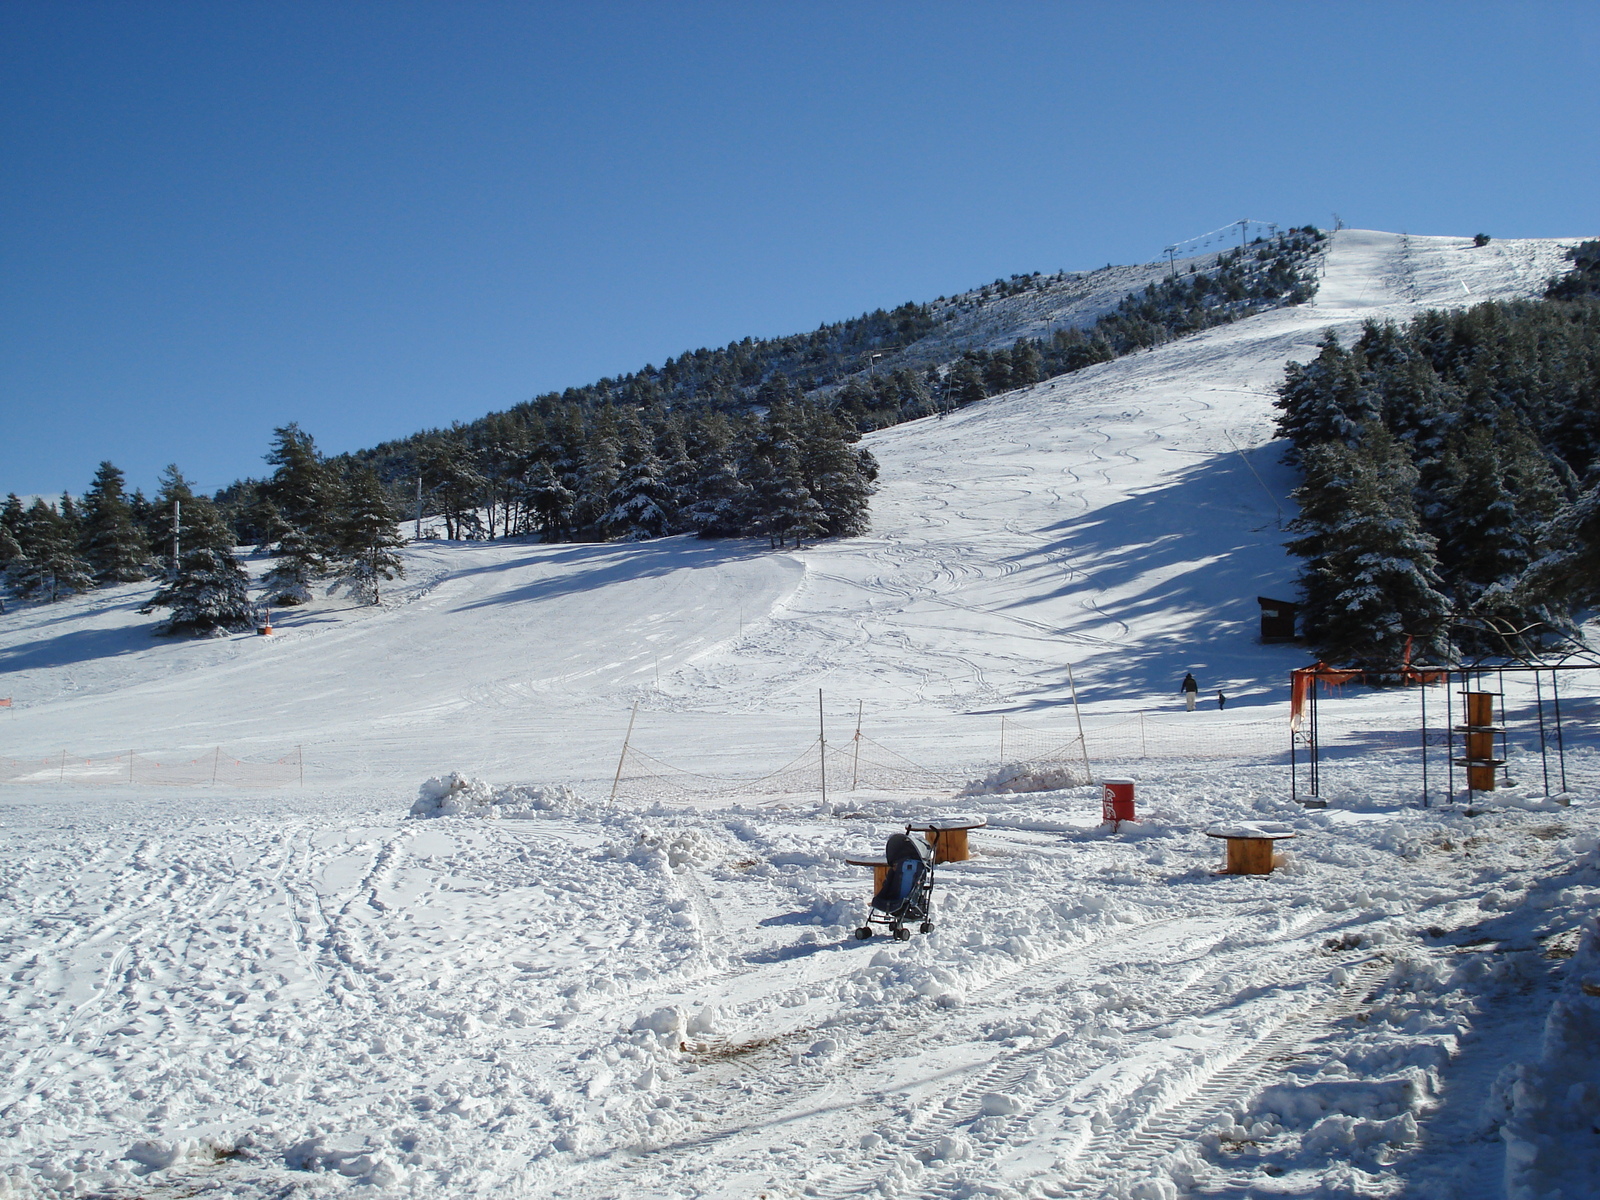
[1289, 631, 1600, 808]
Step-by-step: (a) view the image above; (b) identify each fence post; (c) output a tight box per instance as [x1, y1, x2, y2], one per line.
[129, 750, 135, 784]
[818, 689, 827, 809]
[297, 745, 304, 788]
[59, 750, 66, 783]
[852, 699, 863, 791]
[609, 703, 639, 805]
[1066, 662, 1092, 783]
[212, 746, 221, 785]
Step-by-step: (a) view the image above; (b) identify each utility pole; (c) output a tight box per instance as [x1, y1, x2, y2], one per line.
[415, 474, 423, 541]
[1164, 245, 1176, 278]
[171, 499, 181, 572]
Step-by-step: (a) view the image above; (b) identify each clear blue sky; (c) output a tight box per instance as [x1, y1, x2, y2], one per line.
[3, 0, 1596, 499]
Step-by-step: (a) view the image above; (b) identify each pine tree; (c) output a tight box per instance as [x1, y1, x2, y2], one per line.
[326, 469, 405, 604]
[0, 523, 21, 574]
[521, 461, 575, 542]
[682, 414, 750, 538]
[1287, 426, 1454, 667]
[1274, 331, 1378, 460]
[79, 461, 152, 583]
[9, 499, 98, 602]
[604, 453, 674, 540]
[798, 406, 875, 537]
[150, 466, 234, 571]
[264, 424, 336, 542]
[0, 495, 25, 571]
[259, 524, 325, 606]
[946, 360, 987, 408]
[140, 547, 256, 635]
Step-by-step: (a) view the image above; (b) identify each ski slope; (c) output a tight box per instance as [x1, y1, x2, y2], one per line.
[3, 231, 1599, 1200]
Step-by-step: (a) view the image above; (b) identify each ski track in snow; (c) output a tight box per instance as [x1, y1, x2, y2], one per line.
[3, 231, 1599, 1199]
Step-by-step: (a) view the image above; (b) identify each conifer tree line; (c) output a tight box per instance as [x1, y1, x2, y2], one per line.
[1276, 240, 1600, 667]
[1, 226, 1323, 631]
[828, 229, 1323, 428]
[0, 439, 406, 634]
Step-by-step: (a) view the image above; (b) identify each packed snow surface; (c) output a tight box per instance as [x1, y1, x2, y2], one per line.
[3, 231, 1598, 1199]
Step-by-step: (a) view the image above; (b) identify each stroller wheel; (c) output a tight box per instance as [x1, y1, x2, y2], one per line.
[893, 926, 912, 942]
[854, 927, 873, 940]
[920, 921, 935, 934]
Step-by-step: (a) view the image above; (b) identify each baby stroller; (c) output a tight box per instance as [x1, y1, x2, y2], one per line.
[854, 830, 935, 941]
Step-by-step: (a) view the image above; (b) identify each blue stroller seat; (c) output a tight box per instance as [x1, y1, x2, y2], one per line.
[854, 830, 935, 941]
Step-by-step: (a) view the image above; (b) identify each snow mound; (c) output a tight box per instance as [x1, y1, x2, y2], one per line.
[410, 772, 582, 818]
[961, 762, 1085, 795]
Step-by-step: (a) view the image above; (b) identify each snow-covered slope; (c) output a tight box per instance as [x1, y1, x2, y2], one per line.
[3, 231, 1598, 1200]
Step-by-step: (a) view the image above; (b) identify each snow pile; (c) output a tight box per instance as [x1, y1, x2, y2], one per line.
[1502, 918, 1600, 1200]
[410, 772, 582, 818]
[961, 762, 1085, 795]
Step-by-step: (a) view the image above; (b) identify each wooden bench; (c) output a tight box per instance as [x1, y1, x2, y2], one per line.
[1205, 824, 1296, 875]
[906, 817, 987, 864]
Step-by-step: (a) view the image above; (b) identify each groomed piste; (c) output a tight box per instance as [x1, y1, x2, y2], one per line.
[3, 230, 1599, 1199]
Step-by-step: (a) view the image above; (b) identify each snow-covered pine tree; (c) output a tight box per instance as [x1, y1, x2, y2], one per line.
[570, 416, 623, 539]
[417, 436, 487, 541]
[521, 461, 575, 542]
[0, 522, 21, 568]
[140, 546, 256, 635]
[1274, 330, 1379, 461]
[326, 469, 405, 605]
[1287, 425, 1454, 667]
[603, 451, 675, 540]
[149, 466, 235, 572]
[1515, 475, 1600, 615]
[946, 359, 987, 408]
[798, 406, 875, 537]
[739, 402, 825, 548]
[6, 499, 95, 602]
[259, 524, 326, 606]
[80, 461, 153, 583]
[682, 414, 750, 538]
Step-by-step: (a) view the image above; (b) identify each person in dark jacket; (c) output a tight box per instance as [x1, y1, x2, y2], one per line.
[1181, 672, 1199, 711]
[1218, 690, 1227, 710]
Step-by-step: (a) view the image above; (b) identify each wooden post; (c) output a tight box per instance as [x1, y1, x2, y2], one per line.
[851, 699, 862, 791]
[212, 745, 221, 785]
[1066, 662, 1092, 782]
[609, 702, 639, 805]
[818, 689, 827, 809]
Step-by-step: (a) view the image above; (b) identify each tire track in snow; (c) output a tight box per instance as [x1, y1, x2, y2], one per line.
[557, 906, 1309, 1199]
[1039, 954, 1392, 1198]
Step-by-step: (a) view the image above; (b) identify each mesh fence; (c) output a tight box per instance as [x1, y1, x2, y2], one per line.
[0, 747, 303, 788]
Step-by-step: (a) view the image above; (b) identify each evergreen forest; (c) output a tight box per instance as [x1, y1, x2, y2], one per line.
[1276, 240, 1600, 667]
[2, 229, 1325, 633]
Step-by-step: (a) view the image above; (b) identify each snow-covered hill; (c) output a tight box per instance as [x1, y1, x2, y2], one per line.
[3, 231, 1598, 1200]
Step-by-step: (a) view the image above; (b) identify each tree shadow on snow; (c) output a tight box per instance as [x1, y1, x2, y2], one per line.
[989, 447, 1308, 707]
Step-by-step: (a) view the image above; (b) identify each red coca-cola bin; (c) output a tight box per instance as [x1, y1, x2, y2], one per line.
[1101, 778, 1137, 825]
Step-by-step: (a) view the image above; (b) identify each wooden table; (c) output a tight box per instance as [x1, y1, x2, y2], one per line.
[1205, 825, 1296, 875]
[906, 817, 987, 863]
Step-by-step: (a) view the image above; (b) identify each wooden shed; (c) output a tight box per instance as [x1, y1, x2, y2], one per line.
[1257, 597, 1300, 643]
